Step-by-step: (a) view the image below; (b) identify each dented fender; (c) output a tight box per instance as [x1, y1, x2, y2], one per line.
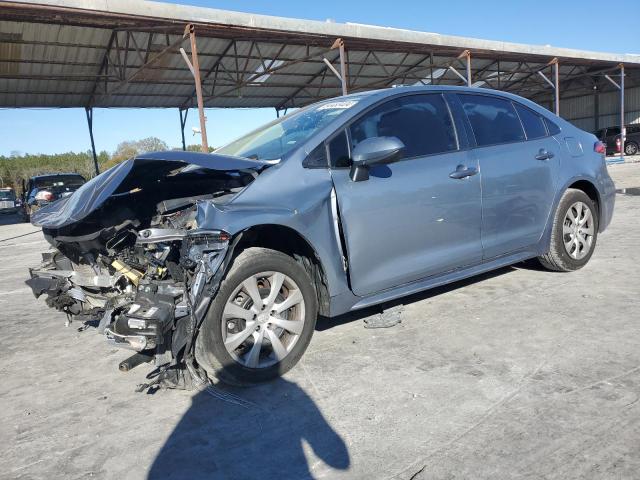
[194, 153, 351, 299]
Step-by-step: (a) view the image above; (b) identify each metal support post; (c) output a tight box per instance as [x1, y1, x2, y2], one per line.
[338, 40, 348, 95]
[553, 59, 560, 116]
[537, 58, 560, 115]
[594, 87, 600, 132]
[180, 24, 209, 153]
[620, 64, 625, 162]
[179, 108, 188, 151]
[604, 64, 626, 162]
[84, 107, 100, 175]
[458, 50, 472, 87]
[328, 38, 348, 95]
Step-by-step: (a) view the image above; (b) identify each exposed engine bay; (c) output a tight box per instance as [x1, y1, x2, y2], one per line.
[26, 152, 271, 389]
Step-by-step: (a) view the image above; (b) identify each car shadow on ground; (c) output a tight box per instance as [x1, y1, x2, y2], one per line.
[148, 373, 350, 480]
[146, 259, 541, 479]
[316, 264, 518, 331]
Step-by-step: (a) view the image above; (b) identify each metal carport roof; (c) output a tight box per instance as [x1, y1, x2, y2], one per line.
[1, 0, 639, 110]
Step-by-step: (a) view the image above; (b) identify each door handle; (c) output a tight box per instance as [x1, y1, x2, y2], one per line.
[449, 165, 478, 180]
[535, 149, 555, 160]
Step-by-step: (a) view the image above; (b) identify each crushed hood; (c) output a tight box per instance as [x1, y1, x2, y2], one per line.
[32, 151, 272, 230]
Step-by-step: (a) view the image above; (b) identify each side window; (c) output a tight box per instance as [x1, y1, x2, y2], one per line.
[328, 130, 350, 168]
[349, 94, 457, 158]
[544, 118, 561, 136]
[458, 94, 525, 146]
[514, 103, 547, 140]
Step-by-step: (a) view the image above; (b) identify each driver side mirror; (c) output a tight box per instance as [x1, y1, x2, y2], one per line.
[349, 136, 405, 182]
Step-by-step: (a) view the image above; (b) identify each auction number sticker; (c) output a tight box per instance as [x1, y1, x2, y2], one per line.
[317, 100, 358, 110]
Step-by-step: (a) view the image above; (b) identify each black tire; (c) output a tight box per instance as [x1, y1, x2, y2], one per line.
[625, 142, 639, 156]
[538, 188, 599, 272]
[195, 247, 318, 387]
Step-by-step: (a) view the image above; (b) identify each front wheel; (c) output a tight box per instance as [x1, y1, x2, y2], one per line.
[538, 188, 598, 272]
[195, 247, 318, 386]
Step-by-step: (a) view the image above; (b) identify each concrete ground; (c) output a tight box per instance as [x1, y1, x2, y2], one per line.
[1, 163, 640, 480]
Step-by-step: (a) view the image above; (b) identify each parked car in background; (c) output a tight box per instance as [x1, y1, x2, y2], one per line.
[595, 124, 640, 156]
[0, 187, 20, 214]
[26, 86, 615, 388]
[21, 173, 86, 221]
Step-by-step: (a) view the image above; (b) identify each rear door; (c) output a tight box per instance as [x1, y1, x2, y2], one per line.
[458, 93, 558, 259]
[330, 93, 483, 297]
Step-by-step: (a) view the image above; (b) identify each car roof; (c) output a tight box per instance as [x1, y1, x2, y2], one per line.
[358, 85, 540, 103]
[31, 173, 85, 179]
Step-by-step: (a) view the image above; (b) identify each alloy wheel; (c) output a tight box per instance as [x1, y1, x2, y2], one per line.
[562, 201, 595, 260]
[625, 143, 638, 156]
[221, 271, 306, 369]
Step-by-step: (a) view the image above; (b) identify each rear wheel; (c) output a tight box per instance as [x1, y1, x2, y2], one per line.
[195, 247, 318, 386]
[538, 188, 598, 272]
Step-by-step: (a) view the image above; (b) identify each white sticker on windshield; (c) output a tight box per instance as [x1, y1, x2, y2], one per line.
[317, 100, 358, 110]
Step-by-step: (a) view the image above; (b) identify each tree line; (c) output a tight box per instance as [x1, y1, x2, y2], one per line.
[0, 137, 213, 192]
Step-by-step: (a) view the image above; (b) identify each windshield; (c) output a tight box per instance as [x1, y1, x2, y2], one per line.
[0, 190, 15, 200]
[216, 98, 364, 160]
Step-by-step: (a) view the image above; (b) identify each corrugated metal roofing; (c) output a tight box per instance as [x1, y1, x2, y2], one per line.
[1, 0, 639, 109]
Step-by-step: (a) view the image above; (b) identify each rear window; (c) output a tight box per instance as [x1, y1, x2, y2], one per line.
[514, 103, 547, 140]
[458, 94, 525, 147]
[33, 175, 85, 189]
[0, 190, 15, 200]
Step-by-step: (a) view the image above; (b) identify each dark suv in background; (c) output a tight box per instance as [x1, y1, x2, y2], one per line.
[21, 173, 86, 221]
[596, 124, 640, 156]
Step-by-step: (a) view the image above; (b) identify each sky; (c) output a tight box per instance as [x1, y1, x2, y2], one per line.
[2, 0, 639, 156]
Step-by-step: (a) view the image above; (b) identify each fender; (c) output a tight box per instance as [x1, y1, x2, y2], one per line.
[537, 174, 605, 256]
[194, 158, 351, 300]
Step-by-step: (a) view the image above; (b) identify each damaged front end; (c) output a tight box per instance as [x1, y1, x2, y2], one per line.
[26, 152, 270, 388]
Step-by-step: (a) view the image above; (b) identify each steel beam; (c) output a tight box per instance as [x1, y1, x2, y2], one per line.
[84, 107, 100, 175]
[179, 108, 189, 151]
[322, 57, 344, 83]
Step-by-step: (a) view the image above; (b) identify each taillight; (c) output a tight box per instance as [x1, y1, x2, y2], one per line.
[615, 137, 621, 152]
[35, 190, 54, 202]
[594, 141, 606, 155]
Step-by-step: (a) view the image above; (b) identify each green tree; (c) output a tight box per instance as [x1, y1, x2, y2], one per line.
[104, 136, 169, 169]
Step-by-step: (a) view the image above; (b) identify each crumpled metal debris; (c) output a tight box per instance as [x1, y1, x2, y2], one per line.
[364, 305, 404, 329]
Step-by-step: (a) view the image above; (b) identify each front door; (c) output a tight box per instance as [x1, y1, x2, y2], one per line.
[330, 93, 483, 297]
